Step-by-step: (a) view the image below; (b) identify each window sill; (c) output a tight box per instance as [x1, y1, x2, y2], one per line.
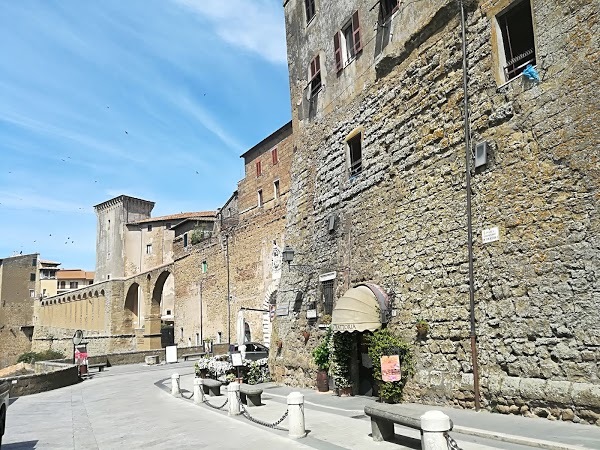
[497, 65, 538, 90]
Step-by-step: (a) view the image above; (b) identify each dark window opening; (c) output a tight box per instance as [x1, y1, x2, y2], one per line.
[148, 224, 153, 232]
[309, 55, 322, 97]
[380, 0, 399, 21]
[498, 0, 536, 81]
[348, 133, 362, 177]
[322, 280, 334, 315]
[256, 160, 262, 177]
[70, 282, 78, 289]
[60, 281, 66, 289]
[257, 190, 263, 207]
[274, 180, 280, 200]
[30, 273, 36, 282]
[305, 0, 316, 24]
[166, 222, 172, 230]
[272, 148, 278, 165]
[32, 258, 37, 267]
[183, 233, 188, 247]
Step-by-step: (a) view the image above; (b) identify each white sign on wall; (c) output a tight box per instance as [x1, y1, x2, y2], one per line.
[482, 227, 500, 244]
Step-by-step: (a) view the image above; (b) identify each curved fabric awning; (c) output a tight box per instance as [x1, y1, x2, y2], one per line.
[331, 284, 389, 333]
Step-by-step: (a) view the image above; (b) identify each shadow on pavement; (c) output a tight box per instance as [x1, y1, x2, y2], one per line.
[1, 440, 39, 449]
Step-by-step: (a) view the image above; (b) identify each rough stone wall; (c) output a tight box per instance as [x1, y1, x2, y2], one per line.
[173, 126, 294, 348]
[0, 254, 39, 368]
[274, 0, 599, 424]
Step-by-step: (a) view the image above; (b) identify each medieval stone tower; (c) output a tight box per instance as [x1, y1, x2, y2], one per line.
[94, 195, 154, 282]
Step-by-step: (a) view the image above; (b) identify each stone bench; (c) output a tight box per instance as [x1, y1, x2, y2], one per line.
[239, 384, 263, 407]
[364, 404, 453, 442]
[182, 352, 206, 361]
[200, 378, 223, 396]
[88, 363, 107, 372]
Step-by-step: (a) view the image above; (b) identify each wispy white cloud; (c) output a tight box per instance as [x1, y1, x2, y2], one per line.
[0, 191, 90, 214]
[173, 0, 287, 65]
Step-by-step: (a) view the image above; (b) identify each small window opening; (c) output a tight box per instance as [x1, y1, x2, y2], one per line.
[29, 289, 35, 298]
[348, 133, 362, 177]
[273, 180, 280, 200]
[309, 55, 322, 97]
[30, 273, 36, 282]
[183, 233, 188, 247]
[70, 282, 78, 289]
[146, 244, 153, 254]
[380, 0, 399, 21]
[257, 189, 263, 207]
[148, 224, 153, 232]
[497, 0, 536, 81]
[32, 258, 37, 267]
[305, 0, 316, 24]
[322, 280, 334, 315]
[256, 160, 262, 177]
[201, 260, 208, 274]
[272, 147, 278, 165]
[334, 11, 362, 72]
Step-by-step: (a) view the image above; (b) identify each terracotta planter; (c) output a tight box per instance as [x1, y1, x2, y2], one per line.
[316, 369, 329, 392]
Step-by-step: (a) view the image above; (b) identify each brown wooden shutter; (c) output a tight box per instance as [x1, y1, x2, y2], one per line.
[272, 148, 278, 165]
[352, 11, 362, 54]
[334, 31, 342, 72]
[314, 54, 321, 76]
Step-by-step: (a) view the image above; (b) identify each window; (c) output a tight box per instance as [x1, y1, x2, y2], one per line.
[29, 289, 35, 298]
[273, 179, 280, 200]
[30, 273, 36, 282]
[380, 0, 399, 21]
[147, 224, 153, 232]
[32, 258, 37, 267]
[183, 233, 188, 247]
[309, 55, 322, 97]
[196, 333, 200, 346]
[146, 244, 153, 254]
[322, 280, 334, 315]
[42, 288, 47, 296]
[257, 189, 263, 207]
[180, 327, 184, 340]
[305, 0, 316, 24]
[256, 160, 262, 177]
[347, 132, 363, 177]
[272, 147, 278, 165]
[496, 0, 536, 82]
[201, 260, 208, 274]
[166, 222, 172, 230]
[107, 274, 111, 280]
[89, 280, 93, 285]
[60, 281, 66, 289]
[334, 11, 362, 72]
[70, 282, 78, 289]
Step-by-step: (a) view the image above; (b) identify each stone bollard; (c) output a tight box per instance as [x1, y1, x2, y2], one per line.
[227, 381, 241, 416]
[287, 392, 306, 439]
[171, 373, 181, 397]
[420, 410, 451, 450]
[193, 377, 204, 404]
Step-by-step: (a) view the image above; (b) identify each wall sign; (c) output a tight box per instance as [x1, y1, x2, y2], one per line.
[276, 305, 289, 316]
[380, 355, 402, 382]
[306, 309, 317, 319]
[482, 226, 499, 244]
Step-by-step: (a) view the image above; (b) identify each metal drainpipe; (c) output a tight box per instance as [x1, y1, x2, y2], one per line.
[460, 0, 481, 411]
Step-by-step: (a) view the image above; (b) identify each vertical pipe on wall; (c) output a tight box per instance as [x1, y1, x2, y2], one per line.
[460, 0, 481, 411]
[226, 233, 231, 345]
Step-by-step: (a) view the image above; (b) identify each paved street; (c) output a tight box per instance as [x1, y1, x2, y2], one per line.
[4, 362, 600, 449]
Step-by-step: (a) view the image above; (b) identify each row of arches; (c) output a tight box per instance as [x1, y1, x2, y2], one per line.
[41, 289, 106, 306]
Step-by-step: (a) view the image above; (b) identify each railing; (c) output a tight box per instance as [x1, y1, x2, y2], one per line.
[503, 48, 535, 80]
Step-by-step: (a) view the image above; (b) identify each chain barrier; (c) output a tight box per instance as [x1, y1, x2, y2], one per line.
[181, 392, 194, 400]
[445, 432, 463, 450]
[202, 396, 229, 410]
[237, 392, 289, 429]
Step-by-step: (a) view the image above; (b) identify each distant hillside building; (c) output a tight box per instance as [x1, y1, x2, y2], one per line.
[56, 269, 94, 295]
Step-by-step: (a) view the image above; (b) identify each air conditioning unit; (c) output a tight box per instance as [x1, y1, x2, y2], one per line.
[475, 141, 488, 168]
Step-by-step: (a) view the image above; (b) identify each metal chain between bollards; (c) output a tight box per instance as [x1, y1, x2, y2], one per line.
[202, 396, 229, 410]
[236, 392, 289, 429]
[445, 432, 463, 450]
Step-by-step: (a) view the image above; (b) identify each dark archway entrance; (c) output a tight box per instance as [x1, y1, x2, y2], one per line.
[152, 271, 175, 348]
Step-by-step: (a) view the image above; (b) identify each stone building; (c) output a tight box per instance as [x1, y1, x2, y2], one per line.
[0, 254, 40, 368]
[173, 121, 294, 348]
[56, 269, 94, 295]
[272, 0, 599, 423]
[39, 260, 61, 298]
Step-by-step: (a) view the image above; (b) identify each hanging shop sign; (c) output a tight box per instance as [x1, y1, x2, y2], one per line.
[380, 355, 402, 382]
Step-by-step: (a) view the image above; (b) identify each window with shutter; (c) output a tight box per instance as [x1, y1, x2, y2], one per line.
[380, 0, 399, 21]
[335, 11, 362, 71]
[305, 0, 316, 24]
[256, 160, 262, 177]
[352, 11, 362, 54]
[272, 147, 278, 165]
[309, 55, 322, 96]
[334, 32, 342, 72]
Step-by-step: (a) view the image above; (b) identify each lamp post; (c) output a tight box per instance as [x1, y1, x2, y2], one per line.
[225, 233, 231, 345]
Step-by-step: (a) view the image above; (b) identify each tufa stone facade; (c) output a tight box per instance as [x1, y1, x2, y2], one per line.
[272, 0, 599, 424]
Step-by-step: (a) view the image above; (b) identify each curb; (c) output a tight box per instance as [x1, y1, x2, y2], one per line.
[453, 425, 588, 450]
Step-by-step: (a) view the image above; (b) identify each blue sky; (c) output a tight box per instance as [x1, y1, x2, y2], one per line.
[0, 0, 291, 270]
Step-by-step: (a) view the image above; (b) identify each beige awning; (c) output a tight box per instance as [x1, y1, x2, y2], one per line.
[331, 285, 383, 333]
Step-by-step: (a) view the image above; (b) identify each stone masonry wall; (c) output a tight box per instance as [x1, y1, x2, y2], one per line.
[274, 0, 599, 424]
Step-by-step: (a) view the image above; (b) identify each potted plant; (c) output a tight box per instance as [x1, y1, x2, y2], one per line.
[312, 327, 331, 392]
[416, 319, 429, 338]
[194, 356, 210, 378]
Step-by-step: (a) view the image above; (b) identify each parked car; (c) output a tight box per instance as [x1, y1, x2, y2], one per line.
[229, 342, 269, 361]
[1, 380, 9, 447]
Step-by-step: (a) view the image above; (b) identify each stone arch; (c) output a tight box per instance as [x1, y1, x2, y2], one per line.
[83, 293, 87, 299]
[261, 280, 280, 347]
[100, 289, 105, 296]
[77, 294, 82, 300]
[149, 270, 174, 347]
[94, 290, 99, 297]
[124, 282, 141, 331]
[67, 296, 71, 302]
